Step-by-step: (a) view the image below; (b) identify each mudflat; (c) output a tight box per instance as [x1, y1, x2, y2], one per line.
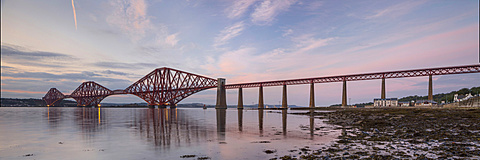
[283, 108, 480, 159]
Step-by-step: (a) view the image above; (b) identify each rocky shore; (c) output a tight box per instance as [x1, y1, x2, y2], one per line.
[279, 108, 480, 159]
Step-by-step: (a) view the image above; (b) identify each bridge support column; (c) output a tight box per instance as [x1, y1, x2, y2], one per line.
[342, 80, 347, 107]
[282, 85, 288, 108]
[309, 82, 315, 108]
[238, 88, 243, 109]
[381, 78, 386, 99]
[258, 85, 264, 109]
[428, 75, 433, 101]
[159, 105, 166, 108]
[170, 103, 176, 108]
[216, 78, 227, 109]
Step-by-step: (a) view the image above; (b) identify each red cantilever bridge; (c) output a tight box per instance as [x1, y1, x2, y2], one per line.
[43, 64, 480, 107]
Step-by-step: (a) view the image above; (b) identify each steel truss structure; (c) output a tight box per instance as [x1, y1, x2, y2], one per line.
[43, 67, 217, 106]
[42, 88, 65, 106]
[70, 81, 113, 106]
[125, 67, 217, 106]
[225, 64, 480, 89]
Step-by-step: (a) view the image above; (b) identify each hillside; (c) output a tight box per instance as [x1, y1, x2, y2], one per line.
[398, 86, 480, 103]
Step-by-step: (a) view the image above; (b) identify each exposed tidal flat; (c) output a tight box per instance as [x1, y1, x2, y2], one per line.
[285, 108, 480, 159]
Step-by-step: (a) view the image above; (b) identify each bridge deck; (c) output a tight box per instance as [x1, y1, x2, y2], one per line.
[224, 64, 480, 89]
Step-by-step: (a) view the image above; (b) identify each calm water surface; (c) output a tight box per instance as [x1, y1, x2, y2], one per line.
[0, 107, 340, 159]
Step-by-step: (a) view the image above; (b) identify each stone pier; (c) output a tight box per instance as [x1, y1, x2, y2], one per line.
[258, 85, 264, 109]
[342, 80, 347, 107]
[282, 84, 288, 108]
[216, 78, 227, 109]
[238, 88, 243, 109]
[381, 78, 386, 99]
[309, 82, 315, 108]
[428, 75, 433, 101]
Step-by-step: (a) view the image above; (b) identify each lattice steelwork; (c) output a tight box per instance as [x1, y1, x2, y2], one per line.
[43, 64, 479, 106]
[125, 67, 217, 106]
[225, 64, 480, 89]
[70, 81, 113, 106]
[43, 88, 65, 106]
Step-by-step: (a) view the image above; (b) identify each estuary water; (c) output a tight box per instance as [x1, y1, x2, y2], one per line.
[0, 107, 340, 159]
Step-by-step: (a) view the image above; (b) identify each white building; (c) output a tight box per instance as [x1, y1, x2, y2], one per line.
[374, 98, 398, 107]
[398, 101, 410, 107]
[454, 93, 474, 102]
[415, 100, 437, 106]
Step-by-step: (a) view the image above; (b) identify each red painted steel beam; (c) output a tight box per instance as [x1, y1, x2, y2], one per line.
[124, 67, 217, 105]
[43, 88, 65, 106]
[225, 64, 480, 89]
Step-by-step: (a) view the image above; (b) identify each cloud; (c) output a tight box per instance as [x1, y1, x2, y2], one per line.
[165, 33, 180, 47]
[1, 44, 76, 68]
[226, 0, 258, 19]
[2, 89, 46, 94]
[106, 0, 152, 41]
[101, 70, 129, 76]
[214, 21, 245, 47]
[91, 61, 159, 69]
[251, 0, 298, 25]
[291, 34, 335, 54]
[282, 28, 293, 37]
[364, 0, 427, 19]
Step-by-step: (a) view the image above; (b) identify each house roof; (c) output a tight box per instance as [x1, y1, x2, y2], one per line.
[374, 98, 398, 101]
[415, 100, 437, 104]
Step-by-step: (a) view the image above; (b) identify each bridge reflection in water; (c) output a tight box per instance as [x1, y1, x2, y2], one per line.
[44, 107, 329, 148]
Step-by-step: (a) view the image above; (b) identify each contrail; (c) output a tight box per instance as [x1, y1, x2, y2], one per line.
[71, 0, 77, 30]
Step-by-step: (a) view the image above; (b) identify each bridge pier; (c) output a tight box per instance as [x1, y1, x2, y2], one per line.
[309, 82, 315, 108]
[282, 85, 288, 108]
[216, 78, 227, 109]
[238, 88, 243, 109]
[381, 78, 386, 99]
[258, 85, 264, 109]
[428, 75, 433, 101]
[342, 80, 347, 107]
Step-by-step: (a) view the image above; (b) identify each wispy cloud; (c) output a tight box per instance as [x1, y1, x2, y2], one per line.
[165, 33, 180, 47]
[364, 0, 427, 19]
[214, 21, 245, 47]
[251, 0, 298, 25]
[291, 34, 335, 54]
[71, 0, 77, 30]
[1, 44, 76, 68]
[226, 0, 258, 19]
[101, 70, 129, 76]
[91, 61, 159, 69]
[2, 89, 46, 94]
[106, 0, 152, 41]
[282, 28, 293, 37]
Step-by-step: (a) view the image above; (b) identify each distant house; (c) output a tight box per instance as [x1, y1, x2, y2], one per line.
[454, 93, 473, 102]
[415, 100, 437, 106]
[374, 98, 398, 107]
[398, 101, 410, 107]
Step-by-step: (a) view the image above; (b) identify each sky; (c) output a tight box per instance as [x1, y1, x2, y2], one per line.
[1, 0, 479, 106]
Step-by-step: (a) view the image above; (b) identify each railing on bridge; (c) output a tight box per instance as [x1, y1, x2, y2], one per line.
[224, 64, 480, 89]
